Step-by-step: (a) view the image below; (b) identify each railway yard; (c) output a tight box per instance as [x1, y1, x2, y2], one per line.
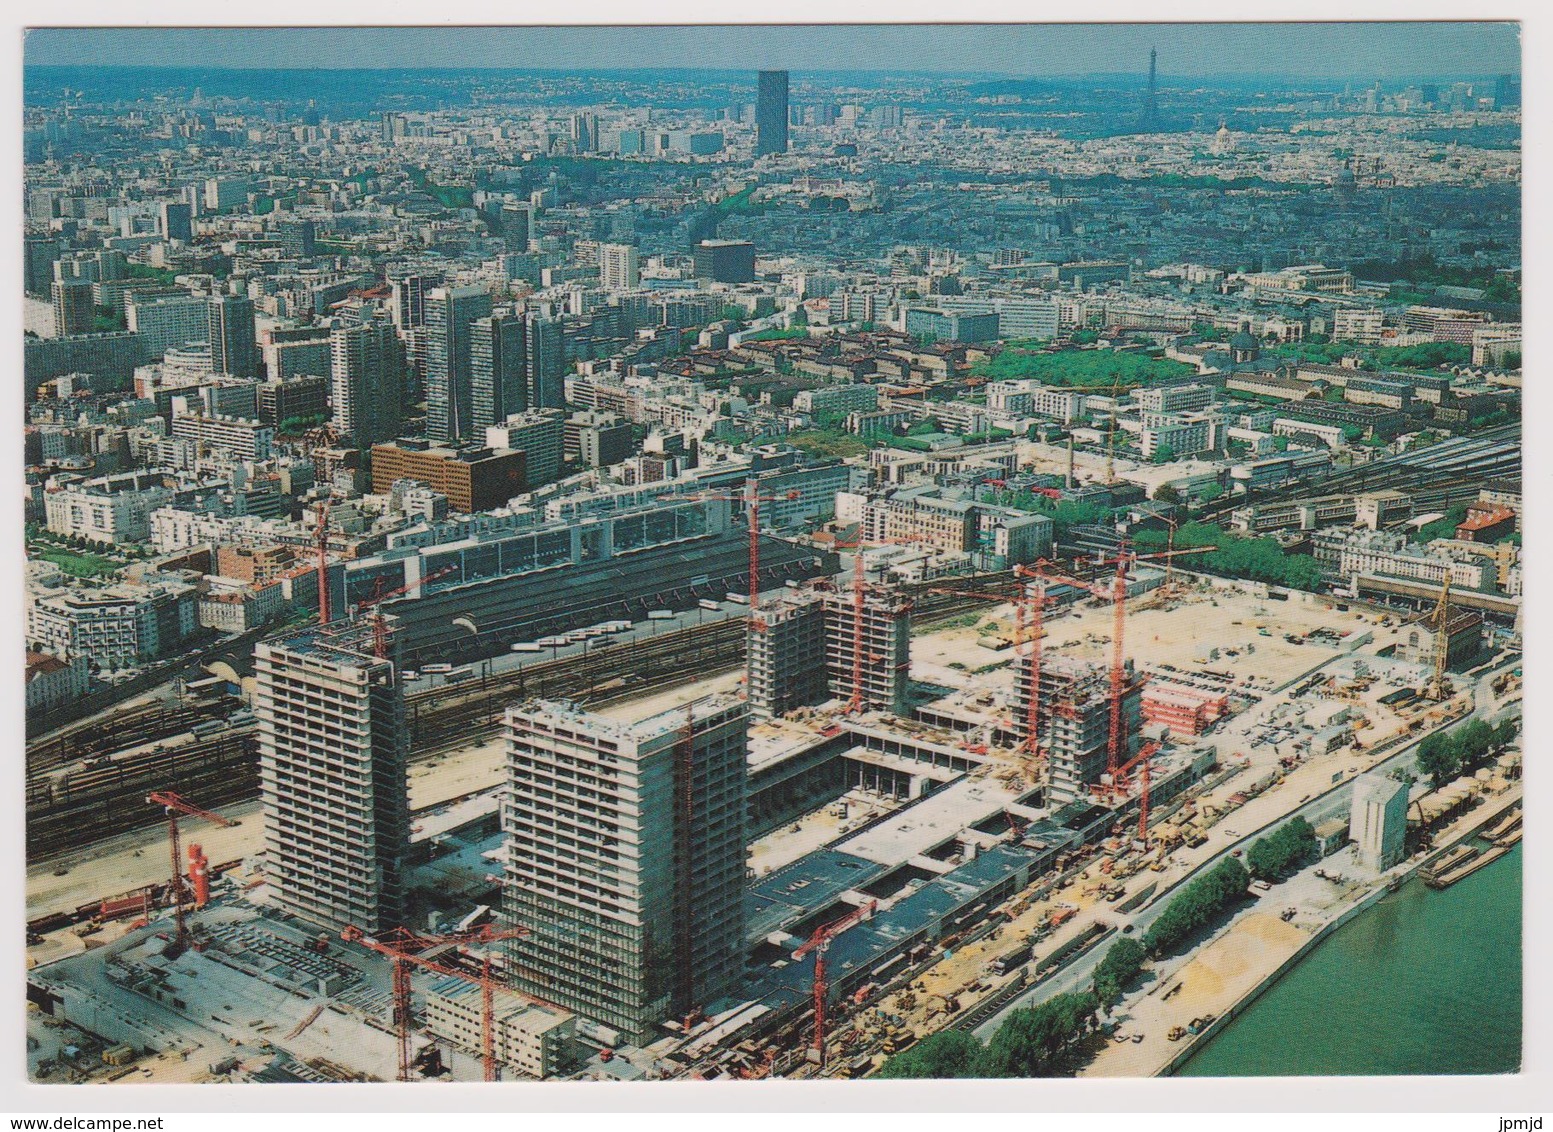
[26, 566, 1523, 1084]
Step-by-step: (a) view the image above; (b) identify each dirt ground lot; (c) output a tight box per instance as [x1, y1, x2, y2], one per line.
[1083, 912, 1308, 1077]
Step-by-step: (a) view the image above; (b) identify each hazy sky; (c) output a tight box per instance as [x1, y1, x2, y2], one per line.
[24, 24, 1520, 77]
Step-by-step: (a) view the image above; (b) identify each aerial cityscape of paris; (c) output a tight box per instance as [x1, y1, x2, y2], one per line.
[20, 21, 1523, 1089]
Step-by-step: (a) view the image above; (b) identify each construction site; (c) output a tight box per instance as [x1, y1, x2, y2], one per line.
[26, 499, 1520, 1084]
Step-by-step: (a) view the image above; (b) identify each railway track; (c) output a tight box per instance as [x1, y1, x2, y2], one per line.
[27, 731, 258, 859]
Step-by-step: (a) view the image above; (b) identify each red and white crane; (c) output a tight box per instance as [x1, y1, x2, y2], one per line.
[352, 565, 458, 659]
[669, 478, 800, 628]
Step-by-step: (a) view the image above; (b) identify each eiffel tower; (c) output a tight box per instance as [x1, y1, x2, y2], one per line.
[1138, 47, 1162, 132]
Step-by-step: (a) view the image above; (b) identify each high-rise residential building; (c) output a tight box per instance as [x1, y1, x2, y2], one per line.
[158, 201, 193, 243]
[469, 311, 528, 433]
[277, 219, 317, 258]
[485, 408, 566, 487]
[51, 278, 95, 338]
[524, 311, 566, 409]
[756, 70, 790, 156]
[207, 294, 259, 378]
[24, 236, 61, 297]
[746, 586, 912, 718]
[501, 203, 532, 253]
[126, 293, 208, 360]
[501, 695, 750, 1043]
[693, 239, 757, 284]
[258, 374, 328, 427]
[254, 623, 411, 935]
[598, 242, 641, 291]
[388, 271, 443, 332]
[569, 112, 599, 153]
[331, 320, 406, 446]
[1495, 73, 1521, 110]
[424, 285, 494, 444]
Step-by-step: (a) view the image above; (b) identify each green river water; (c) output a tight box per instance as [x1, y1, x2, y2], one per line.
[1179, 844, 1522, 1077]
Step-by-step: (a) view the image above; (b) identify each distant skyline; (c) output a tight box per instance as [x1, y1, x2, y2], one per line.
[25, 24, 1520, 78]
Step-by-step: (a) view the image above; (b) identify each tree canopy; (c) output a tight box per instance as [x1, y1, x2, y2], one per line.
[969, 347, 1195, 388]
[1092, 937, 1148, 1006]
[1143, 857, 1249, 957]
[1246, 816, 1317, 882]
[875, 1030, 984, 1079]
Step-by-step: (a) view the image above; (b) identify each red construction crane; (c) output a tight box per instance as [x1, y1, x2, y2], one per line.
[791, 900, 877, 1070]
[340, 923, 536, 1083]
[352, 565, 458, 659]
[1093, 546, 1213, 778]
[314, 499, 332, 625]
[838, 535, 925, 714]
[668, 478, 800, 626]
[672, 703, 699, 1026]
[1097, 738, 1162, 845]
[145, 790, 236, 958]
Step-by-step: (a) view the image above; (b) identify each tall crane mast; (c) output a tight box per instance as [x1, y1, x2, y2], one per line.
[791, 900, 877, 1071]
[840, 535, 925, 714]
[352, 565, 458, 660]
[340, 923, 535, 1083]
[1099, 738, 1162, 845]
[669, 479, 800, 628]
[145, 790, 236, 958]
[314, 499, 332, 625]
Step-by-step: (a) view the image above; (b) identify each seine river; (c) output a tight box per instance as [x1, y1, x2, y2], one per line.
[1179, 844, 1521, 1077]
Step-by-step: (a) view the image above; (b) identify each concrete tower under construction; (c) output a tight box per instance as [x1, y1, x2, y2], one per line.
[1011, 653, 1143, 804]
[500, 695, 750, 1043]
[254, 622, 410, 934]
[746, 586, 913, 719]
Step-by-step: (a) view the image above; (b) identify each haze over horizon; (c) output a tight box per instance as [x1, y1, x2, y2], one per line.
[25, 23, 1520, 79]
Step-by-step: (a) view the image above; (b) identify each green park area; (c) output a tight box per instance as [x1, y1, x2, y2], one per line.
[971, 347, 1197, 389]
[32, 546, 122, 579]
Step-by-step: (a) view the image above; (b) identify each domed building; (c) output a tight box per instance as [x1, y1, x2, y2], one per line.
[1229, 329, 1261, 365]
[1335, 163, 1358, 199]
[1212, 122, 1234, 155]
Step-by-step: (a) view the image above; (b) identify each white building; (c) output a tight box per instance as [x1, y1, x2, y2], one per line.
[170, 412, 275, 461]
[597, 243, 641, 292]
[501, 695, 749, 1043]
[1331, 307, 1386, 345]
[793, 383, 880, 416]
[424, 978, 576, 1080]
[44, 471, 175, 544]
[485, 408, 567, 488]
[126, 293, 208, 360]
[1349, 772, 1409, 871]
[1139, 411, 1217, 459]
[1135, 383, 1216, 414]
[255, 624, 410, 934]
[27, 580, 196, 670]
